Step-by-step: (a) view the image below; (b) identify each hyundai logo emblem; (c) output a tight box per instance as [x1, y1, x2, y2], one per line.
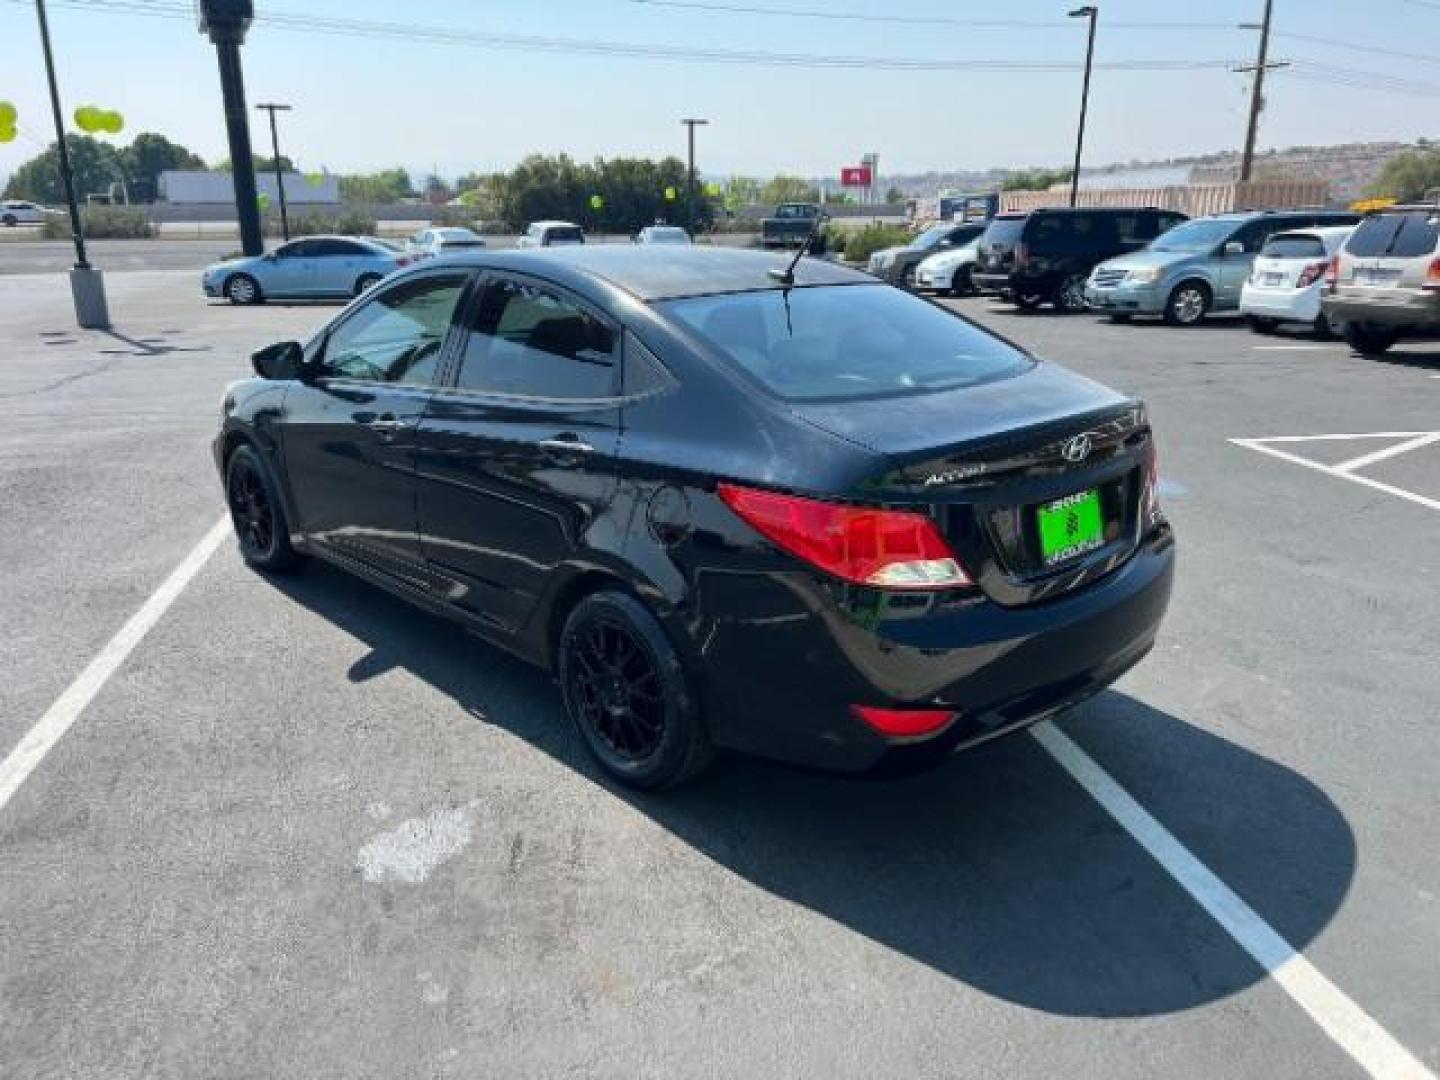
[1061, 434, 1093, 463]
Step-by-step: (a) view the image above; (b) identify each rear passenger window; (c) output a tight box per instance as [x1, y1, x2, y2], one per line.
[455, 278, 618, 399]
[1261, 234, 1326, 258]
[1390, 213, 1440, 257]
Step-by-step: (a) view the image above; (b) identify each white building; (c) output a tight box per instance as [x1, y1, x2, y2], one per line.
[159, 170, 340, 205]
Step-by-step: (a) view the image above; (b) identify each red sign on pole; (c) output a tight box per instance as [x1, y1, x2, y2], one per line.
[840, 166, 873, 187]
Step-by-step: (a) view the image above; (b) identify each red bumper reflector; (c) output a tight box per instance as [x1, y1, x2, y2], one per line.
[850, 704, 958, 738]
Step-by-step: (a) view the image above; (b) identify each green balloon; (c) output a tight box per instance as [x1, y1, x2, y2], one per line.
[101, 110, 124, 134]
[0, 101, 16, 125]
[0, 123, 16, 145]
[664, 186, 677, 201]
[306, 171, 325, 188]
[74, 105, 100, 132]
[589, 194, 604, 210]
[257, 192, 272, 210]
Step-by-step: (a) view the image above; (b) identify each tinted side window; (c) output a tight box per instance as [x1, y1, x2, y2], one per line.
[322, 272, 469, 385]
[1115, 213, 1146, 242]
[1390, 212, 1440, 257]
[456, 278, 618, 400]
[1233, 219, 1283, 253]
[310, 239, 359, 257]
[276, 240, 315, 258]
[1345, 215, 1405, 257]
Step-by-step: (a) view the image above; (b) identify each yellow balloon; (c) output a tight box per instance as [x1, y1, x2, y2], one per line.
[257, 192, 271, 210]
[589, 194, 604, 210]
[101, 110, 124, 134]
[664, 186, 677, 201]
[306, 171, 325, 188]
[73, 105, 99, 132]
[0, 101, 16, 125]
[0, 124, 16, 145]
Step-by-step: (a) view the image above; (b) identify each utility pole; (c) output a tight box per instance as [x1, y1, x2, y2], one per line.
[681, 118, 708, 232]
[255, 102, 292, 241]
[1068, 6, 1098, 208]
[35, 0, 109, 327]
[198, 0, 263, 256]
[1237, 0, 1285, 185]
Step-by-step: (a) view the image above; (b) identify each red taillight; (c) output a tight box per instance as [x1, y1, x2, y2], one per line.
[716, 482, 972, 590]
[1424, 257, 1440, 292]
[1323, 254, 1340, 290]
[1297, 259, 1330, 289]
[1143, 449, 1163, 527]
[851, 704, 958, 738]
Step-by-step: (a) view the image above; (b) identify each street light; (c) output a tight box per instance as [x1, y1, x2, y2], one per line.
[1067, 5, 1098, 208]
[198, 0, 264, 256]
[255, 103, 292, 241]
[681, 118, 709, 231]
[33, 0, 109, 328]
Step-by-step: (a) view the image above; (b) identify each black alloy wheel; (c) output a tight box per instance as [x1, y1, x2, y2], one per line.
[1054, 273, 1089, 313]
[558, 590, 712, 789]
[225, 445, 300, 571]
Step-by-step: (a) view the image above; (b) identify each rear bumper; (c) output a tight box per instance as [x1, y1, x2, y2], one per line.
[972, 271, 1014, 293]
[690, 528, 1176, 774]
[915, 266, 954, 289]
[1240, 283, 1322, 323]
[1323, 290, 1440, 331]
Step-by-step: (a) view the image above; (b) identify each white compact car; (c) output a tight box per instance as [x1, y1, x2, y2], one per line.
[914, 241, 980, 296]
[1, 200, 51, 226]
[406, 227, 486, 259]
[516, 220, 585, 248]
[1240, 226, 1355, 337]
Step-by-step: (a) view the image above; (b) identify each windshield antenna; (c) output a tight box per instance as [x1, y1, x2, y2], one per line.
[768, 211, 829, 287]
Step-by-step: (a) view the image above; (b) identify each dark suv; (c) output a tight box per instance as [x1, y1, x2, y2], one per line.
[973, 207, 1189, 312]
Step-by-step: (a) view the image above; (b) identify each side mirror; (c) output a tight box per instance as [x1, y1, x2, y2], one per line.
[1223, 241, 1245, 257]
[251, 340, 305, 381]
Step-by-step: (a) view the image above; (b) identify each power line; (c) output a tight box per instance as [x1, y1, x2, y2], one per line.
[4, 0, 1247, 72]
[1273, 31, 1440, 67]
[625, 0, 1236, 30]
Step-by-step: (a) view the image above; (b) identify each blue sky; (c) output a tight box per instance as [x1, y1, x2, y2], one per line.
[2, 0, 1437, 185]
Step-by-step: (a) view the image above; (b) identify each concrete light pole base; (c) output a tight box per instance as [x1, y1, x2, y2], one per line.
[69, 266, 110, 329]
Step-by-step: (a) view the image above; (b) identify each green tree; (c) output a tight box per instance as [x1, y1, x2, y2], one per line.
[1001, 167, 1074, 192]
[884, 186, 908, 203]
[1366, 149, 1440, 202]
[119, 132, 205, 199]
[3, 134, 125, 203]
[215, 154, 296, 174]
[338, 167, 414, 203]
[760, 174, 821, 204]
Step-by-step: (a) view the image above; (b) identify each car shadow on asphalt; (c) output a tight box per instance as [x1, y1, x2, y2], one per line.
[271, 559, 1355, 1020]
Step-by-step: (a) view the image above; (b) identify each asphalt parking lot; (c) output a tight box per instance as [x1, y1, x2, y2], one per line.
[1, 264, 1437, 1078]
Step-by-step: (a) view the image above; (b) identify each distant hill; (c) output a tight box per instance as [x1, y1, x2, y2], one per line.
[877, 139, 1436, 202]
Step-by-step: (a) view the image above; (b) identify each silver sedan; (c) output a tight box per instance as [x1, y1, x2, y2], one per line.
[202, 235, 410, 305]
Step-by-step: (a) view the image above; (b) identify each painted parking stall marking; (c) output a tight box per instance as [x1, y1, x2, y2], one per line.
[1033, 722, 1436, 1080]
[0, 516, 232, 814]
[1231, 431, 1440, 514]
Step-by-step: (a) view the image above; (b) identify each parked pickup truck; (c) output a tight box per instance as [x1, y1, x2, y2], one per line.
[761, 202, 822, 248]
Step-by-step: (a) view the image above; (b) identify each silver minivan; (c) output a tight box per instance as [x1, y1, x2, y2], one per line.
[1323, 203, 1440, 356]
[1085, 209, 1359, 326]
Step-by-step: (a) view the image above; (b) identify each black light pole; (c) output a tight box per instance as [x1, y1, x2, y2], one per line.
[255, 102, 292, 241]
[681, 117, 708, 232]
[199, 0, 263, 256]
[1068, 5, 1098, 208]
[34, 0, 108, 327]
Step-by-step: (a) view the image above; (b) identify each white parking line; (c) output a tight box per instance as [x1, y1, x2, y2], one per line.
[1033, 722, 1436, 1080]
[1232, 437, 1440, 514]
[1333, 433, 1440, 474]
[0, 516, 231, 814]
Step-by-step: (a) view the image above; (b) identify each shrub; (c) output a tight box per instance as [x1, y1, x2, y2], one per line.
[42, 205, 155, 240]
[426, 206, 479, 229]
[843, 224, 914, 263]
[265, 209, 377, 238]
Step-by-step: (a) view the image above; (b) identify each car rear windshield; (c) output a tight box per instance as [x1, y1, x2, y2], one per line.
[1261, 233, 1326, 258]
[660, 285, 1032, 402]
[980, 216, 1027, 245]
[1346, 211, 1440, 258]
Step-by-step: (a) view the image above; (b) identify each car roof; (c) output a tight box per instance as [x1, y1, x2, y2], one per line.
[1267, 226, 1354, 240]
[422, 245, 874, 302]
[531, 220, 581, 229]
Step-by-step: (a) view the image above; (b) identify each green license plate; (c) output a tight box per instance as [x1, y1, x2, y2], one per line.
[1037, 490, 1106, 566]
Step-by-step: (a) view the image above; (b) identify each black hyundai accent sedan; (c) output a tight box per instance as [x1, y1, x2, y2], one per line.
[216, 246, 1174, 789]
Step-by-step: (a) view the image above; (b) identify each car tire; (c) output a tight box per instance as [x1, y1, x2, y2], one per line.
[1344, 323, 1399, 357]
[1163, 281, 1211, 326]
[558, 589, 713, 791]
[354, 273, 384, 297]
[1013, 291, 1045, 310]
[225, 444, 302, 573]
[224, 273, 262, 306]
[2, 215, 16, 227]
[950, 267, 974, 298]
[1054, 273, 1089, 313]
[1245, 314, 1279, 335]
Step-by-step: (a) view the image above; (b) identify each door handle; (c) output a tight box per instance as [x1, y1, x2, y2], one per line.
[539, 434, 595, 455]
[365, 413, 410, 438]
